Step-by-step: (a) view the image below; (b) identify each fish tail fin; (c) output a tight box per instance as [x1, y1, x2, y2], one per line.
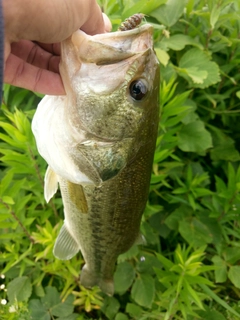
[80, 265, 114, 296]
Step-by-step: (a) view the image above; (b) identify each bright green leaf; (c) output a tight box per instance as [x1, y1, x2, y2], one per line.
[179, 218, 212, 247]
[228, 266, 240, 289]
[161, 34, 204, 51]
[102, 296, 120, 319]
[179, 48, 220, 88]
[2, 196, 14, 205]
[122, 0, 167, 19]
[210, 4, 221, 29]
[51, 295, 75, 317]
[29, 299, 50, 320]
[115, 313, 129, 320]
[178, 121, 213, 153]
[114, 261, 135, 295]
[7, 276, 32, 304]
[198, 307, 227, 320]
[151, 0, 187, 27]
[212, 256, 227, 283]
[155, 48, 170, 66]
[131, 274, 155, 308]
[126, 303, 142, 318]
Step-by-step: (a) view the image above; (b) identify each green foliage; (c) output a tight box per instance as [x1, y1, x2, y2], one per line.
[29, 286, 78, 320]
[1, 0, 240, 319]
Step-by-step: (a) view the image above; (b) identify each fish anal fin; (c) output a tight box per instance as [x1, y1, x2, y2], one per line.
[80, 265, 114, 296]
[44, 166, 58, 203]
[53, 223, 79, 260]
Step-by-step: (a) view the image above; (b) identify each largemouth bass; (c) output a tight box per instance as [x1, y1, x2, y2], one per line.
[32, 24, 159, 296]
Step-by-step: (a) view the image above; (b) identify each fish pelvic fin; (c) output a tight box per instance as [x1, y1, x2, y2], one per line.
[44, 166, 58, 203]
[53, 223, 79, 260]
[80, 265, 114, 296]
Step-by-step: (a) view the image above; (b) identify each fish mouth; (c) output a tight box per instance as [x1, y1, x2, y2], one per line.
[60, 24, 154, 85]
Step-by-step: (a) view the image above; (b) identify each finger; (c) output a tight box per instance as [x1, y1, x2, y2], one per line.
[11, 41, 60, 73]
[35, 42, 60, 56]
[4, 0, 109, 44]
[81, 4, 107, 35]
[102, 13, 112, 33]
[4, 53, 65, 95]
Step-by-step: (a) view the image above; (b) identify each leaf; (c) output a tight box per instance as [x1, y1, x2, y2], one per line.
[181, 67, 208, 84]
[41, 286, 61, 309]
[115, 313, 129, 320]
[122, 0, 167, 19]
[151, 0, 187, 27]
[114, 261, 135, 295]
[131, 274, 155, 308]
[29, 287, 75, 319]
[29, 299, 50, 320]
[0, 170, 14, 196]
[228, 266, 240, 289]
[179, 218, 212, 247]
[126, 303, 142, 318]
[155, 48, 170, 67]
[183, 279, 203, 309]
[118, 245, 139, 262]
[156, 252, 175, 269]
[102, 296, 120, 320]
[165, 205, 193, 230]
[210, 4, 221, 29]
[161, 34, 203, 51]
[178, 121, 213, 153]
[198, 307, 227, 320]
[200, 284, 240, 318]
[7, 276, 32, 304]
[2, 196, 14, 205]
[223, 246, 240, 264]
[58, 315, 79, 320]
[210, 141, 240, 161]
[179, 48, 220, 88]
[51, 295, 75, 317]
[212, 256, 227, 283]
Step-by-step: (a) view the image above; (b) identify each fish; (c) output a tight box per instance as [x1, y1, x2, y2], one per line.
[32, 23, 160, 296]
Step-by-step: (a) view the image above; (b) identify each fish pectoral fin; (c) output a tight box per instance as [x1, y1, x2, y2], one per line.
[53, 223, 79, 260]
[44, 166, 58, 203]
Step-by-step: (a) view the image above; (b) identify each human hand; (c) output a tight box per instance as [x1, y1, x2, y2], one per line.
[2, 0, 111, 95]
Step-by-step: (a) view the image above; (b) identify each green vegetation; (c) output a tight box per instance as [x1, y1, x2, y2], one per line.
[1, 0, 240, 319]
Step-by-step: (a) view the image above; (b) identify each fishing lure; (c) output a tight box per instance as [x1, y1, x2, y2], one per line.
[118, 13, 145, 31]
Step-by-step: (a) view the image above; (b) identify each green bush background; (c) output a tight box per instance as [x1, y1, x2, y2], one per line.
[1, 0, 240, 319]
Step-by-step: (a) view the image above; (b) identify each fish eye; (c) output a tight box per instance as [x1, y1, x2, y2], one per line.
[129, 79, 148, 101]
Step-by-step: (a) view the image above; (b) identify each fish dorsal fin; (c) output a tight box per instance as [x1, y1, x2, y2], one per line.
[53, 223, 79, 260]
[44, 166, 58, 203]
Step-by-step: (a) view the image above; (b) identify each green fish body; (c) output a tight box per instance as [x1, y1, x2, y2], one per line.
[32, 24, 160, 295]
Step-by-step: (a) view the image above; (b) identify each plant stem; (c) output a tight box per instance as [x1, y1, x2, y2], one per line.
[0, 199, 35, 244]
